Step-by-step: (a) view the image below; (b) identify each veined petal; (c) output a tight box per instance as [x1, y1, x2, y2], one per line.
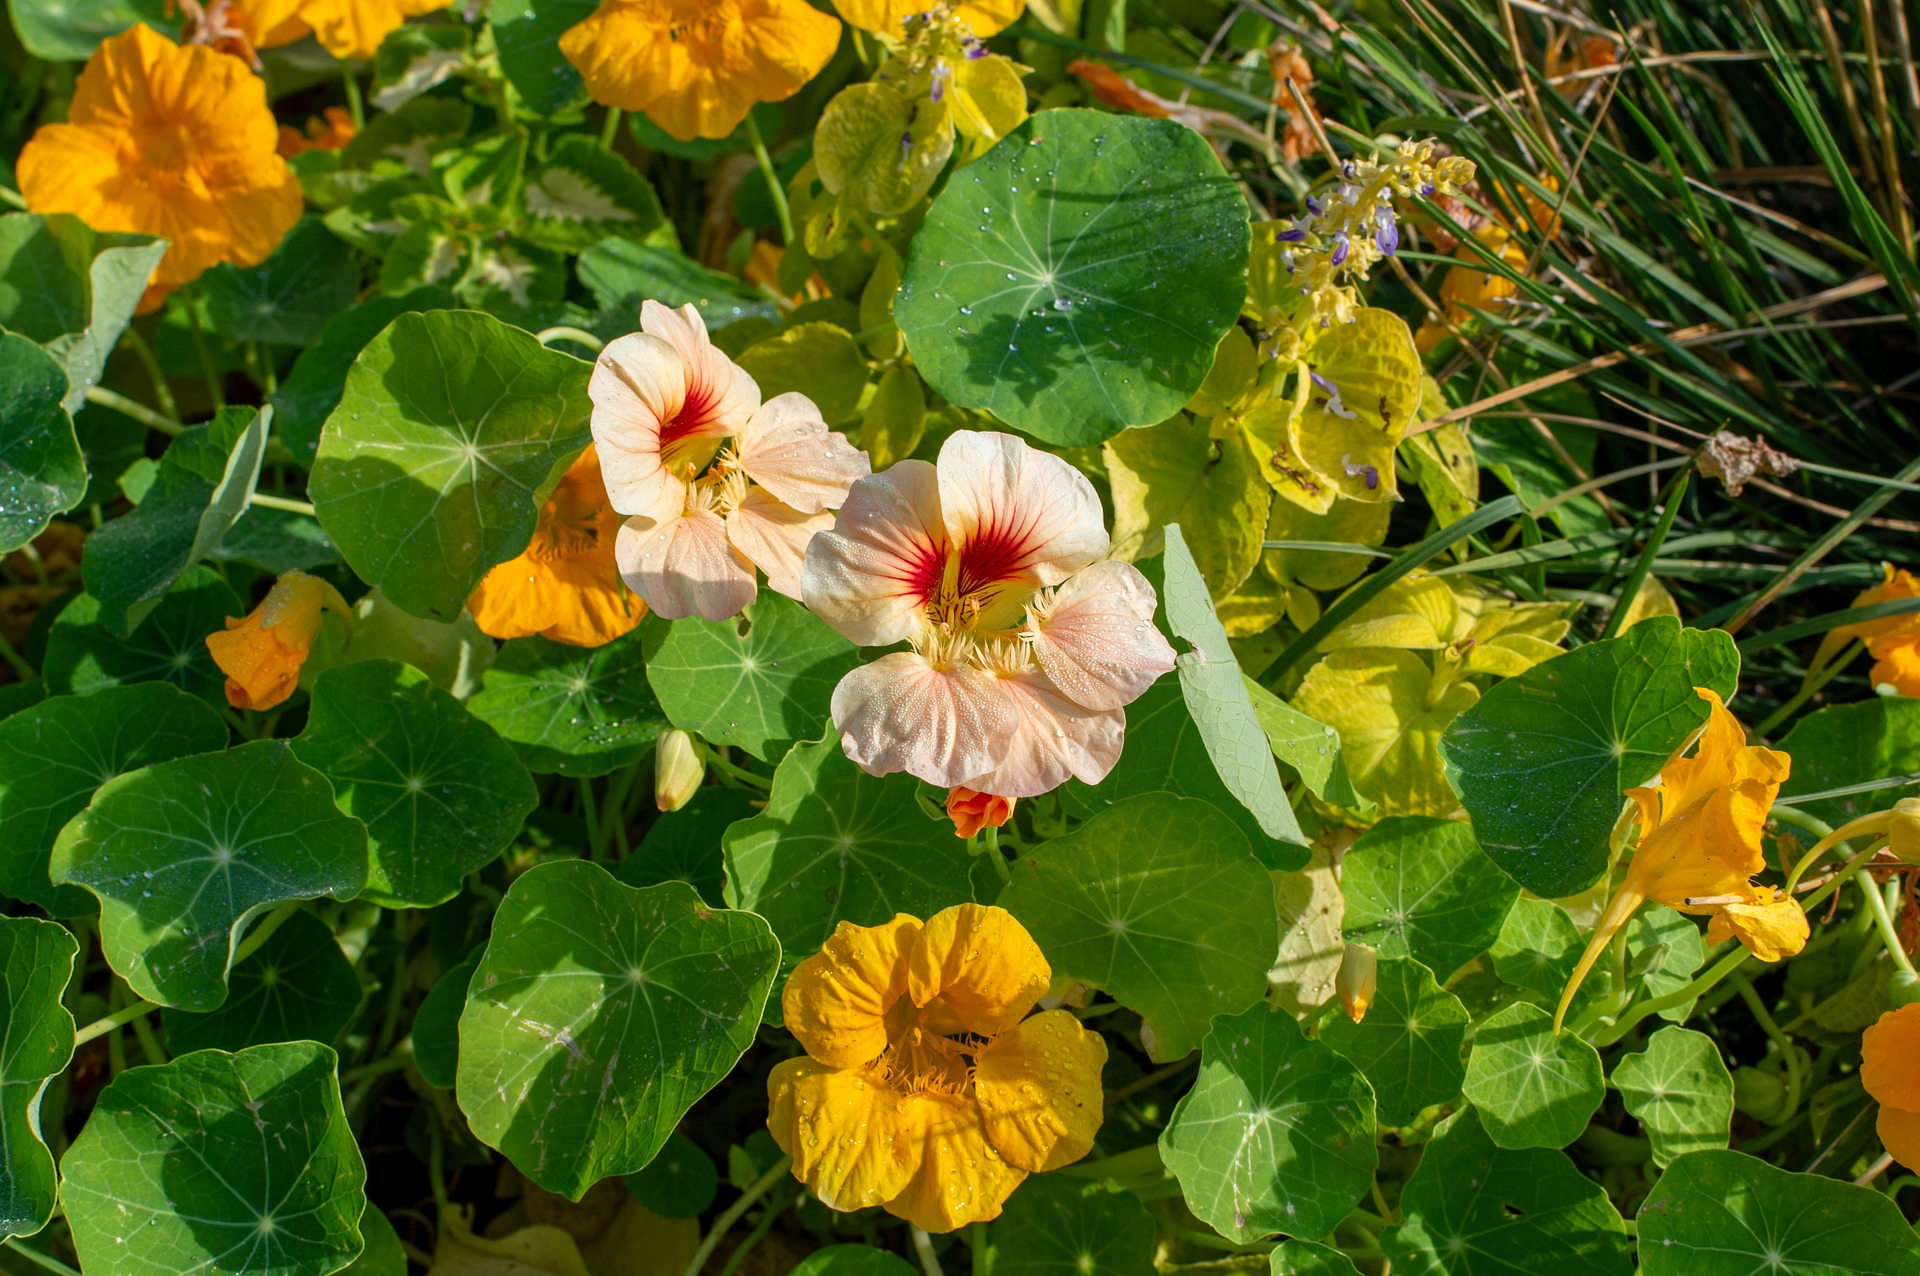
[884, 1091, 1025, 1232]
[906, 904, 1049, 1038]
[937, 432, 1108, 628]
[728, 487, 833, 601]
[615, 507, 756, 621]
[1703, 890, 1808, 962]
[1880, 1105, 1920, 1172]
[974, 1009, 1107, 1172]
[830, 652, 1014, 786]
[1025, 561, 1175, 711]
[1646, 689, 1790, 825]
[734, 392, 870, 514]
[782, 914, 922, 1069]
[591, 332, 697, 521]
[805, 462, 949, 647]
[1862, 1005, 1920, 1111]
[960, 670, 1124, 798]
[1626, 779, 1775, 908]
[768, 1057, 921, 1212]
[641, 300, 762, 435]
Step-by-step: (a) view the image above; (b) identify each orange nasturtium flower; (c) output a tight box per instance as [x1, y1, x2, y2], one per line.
[241, 0, 451, 60]
[1556, 688, 1797, 1029]
[561, 0, 841, 143]
[16, 24, 303, 310]
[1865, 1004, 1920, 1170]
[467, 445, 646, 648]
[1815, 565, 1920, 698]
[206, 570, 352, 711]
[834, 0, 1023, 38]
[768, 904, 1106, 1231]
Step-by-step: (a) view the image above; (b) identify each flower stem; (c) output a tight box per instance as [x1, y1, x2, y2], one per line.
[969, 1222, 989, 1276]
[235, 900, 303, 966]
[118, 325, 180, 423]
[744, 112, 794, 248]
[248, 492, 317, 516]
[183, 289, 226, 411]
[4, 1240, 81, 1276]
[703, 747, 771, 791]
[982, 826, 1011, 884]
[0, 631, 33, 682]
[74, 997, 161, 1047]
[86, 385, 181, 436]
[599, 106, 623, 151]
[910, 1228, 945, 1276]
[683, 1155, 793, 1276]
[1858, 870, 1918, 976]
[341, 60, 365, 130]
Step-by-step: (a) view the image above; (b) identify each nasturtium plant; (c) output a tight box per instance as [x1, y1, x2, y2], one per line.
[5, 0, 1920, 1269]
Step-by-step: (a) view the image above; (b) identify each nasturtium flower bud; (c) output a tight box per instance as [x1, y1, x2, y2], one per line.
[205, 570, 351, 712]
[1889, 797, 1920, 865]
[946, 786, 1013, 839]
[1337, 942, 1377, 1023]
[654, 729, 704, 813]
[1887, 970, 1920, 1008]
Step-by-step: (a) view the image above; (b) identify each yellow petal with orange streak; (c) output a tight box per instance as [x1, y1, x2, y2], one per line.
[883, 1091, 1025, 1232]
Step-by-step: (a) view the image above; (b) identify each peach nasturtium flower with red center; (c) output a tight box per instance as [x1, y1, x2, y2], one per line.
[560, 0, 841, 142]
[467, 444, 644, 648]
[1556, 687, 1797, 1028]
[206, 570, 352, 711]
[16, 23, 303, 310]
[802, 430, 1176, 797]
[588, 302, 869, 621]
[767, 904, 1106, 1231]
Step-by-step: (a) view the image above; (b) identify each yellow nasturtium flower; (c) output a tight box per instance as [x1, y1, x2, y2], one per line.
[243, 0, 451, 60]
[561, 0, 841, 142]
[16, 24, 303, 310]
[1556, 688, 1797, 1029]
[834, 0, 1023, 38]
[1864, 1004, 1920, 1170]
[767, 905, 1106, 1231]
[206, 571, 353, 712]
[1813, 564, 1920, 698]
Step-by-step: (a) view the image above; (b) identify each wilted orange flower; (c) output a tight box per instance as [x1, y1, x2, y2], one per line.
[561, 0, 841, 142]
[768, 905, 1105, 1231]
[278, 106, 357, 157]
[241, 0, 450, 60]
[468, 445, 645, 648]
[1864, 1004, 1920, 1169]
[1557, 688, 1796, 1028]
[945, 787, 1013, 838]
[207, 570, 351, 711]
[16, 24, 303, 309]
[1415, 225, 1528, 352]
[1816, 565, 1920, 698]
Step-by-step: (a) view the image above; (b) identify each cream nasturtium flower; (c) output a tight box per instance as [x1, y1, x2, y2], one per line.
[589, 302, 870, 621]
[802, 430, 1176, 797]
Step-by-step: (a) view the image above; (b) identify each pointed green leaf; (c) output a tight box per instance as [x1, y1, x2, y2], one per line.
[576, 241, 776, 330]
[1461, 1003, 1605, 1149]
[1000, 793, 1275, 1062]
[644, 593, 860, 763]
[1160, 1002, 1378, 1243]
[61, 1042, 369, 1276]
[1612, 1027, 1733, 1168]
[1341, 815, 1519, 981]
[1440, 617, 1740, 897]
[0, 917, 76, 1240]
[1321, 957, 1469, 1127]
[202, 217, 358, 347]
[43, 566, 241, 702]
[468, 627, 669, 777]
[1383, 1107, 1631, 1276]
[0, 211, 166, 408]
[0, 331, 83, 554]
[0, 682, 227, 917]
[51, 740, 369, 1010]
[293, 660, 536, 907]
[896, 110, 1250, 446]
[311, 309, 593, 622]
[988, 1174, 1157, 1276]
[521, 136, 669, 253]
[456, 863, 780, 1199]
[161, 911, 364, 1054]
[1638, 1149, 1920, 1275]
[725, 732, 974, 997]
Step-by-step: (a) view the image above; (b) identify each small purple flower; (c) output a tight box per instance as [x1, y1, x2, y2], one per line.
[1311, 371, 1359, 420]
[1342, 162, 1357, 180]
[1419, 181, 1436, 197]
[931, 64, 949, 103]
[1276, 224, 1308, 243]
[900, 130, 914, 156]
[1374, 213, 1399, 256]
[1340, 453, 1380, 490]
[1329, 231, 1350, 267]
[965, 40, 988, 60]
[1305, 195, 1325, 218]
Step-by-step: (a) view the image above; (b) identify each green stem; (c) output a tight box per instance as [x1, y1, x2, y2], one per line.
[0, 631, 34, 682]
[183, 289, 226, 411]
[1728, 972, 1803, 1123]
[982, 826, 1011, 884]
[4, 1239, 82, 1276]
[1756, 641, 1862, 737]
[536, 326, 606, 353]
[911, 1228, 945, 1276]
[716, 1186, 790, 1276]
[86, 385, 182, 436]
[683, 1155, 794, 1276]
[119, 326, 179, 423]
[743, 112, 794, 247]
[1858, 871, 1918, 976]
[341, 1051, 413, 1087]
[341, 60, 365, 130]
[969, 1222, 989, 1276]
[580, 776, 606, 862]
[248, 492, 316, 516]
[704, 747, 772, 790]
[128, 999, 168, 1066]
[235, 901, 302, 966]
[1599, 466, 1691, 641]
[73, 998, 161, 1047]
[599, 106, 623, 150]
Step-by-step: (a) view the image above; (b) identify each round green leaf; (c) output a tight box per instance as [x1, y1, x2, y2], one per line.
[1341, 816, 1519, 981]
[456, 862, 780, 1199]
[792, 1246, 918, 1276]
[0, 212, 167, 411]
[0, 331, 84, 555]
[1383, 1107, 1631, 1276]
[1320, 957, 1469, 1127]
[615, 785, 757, 905]
[50, 740, 370, 1011]
[61, 1041, 369, 1276]
[999, 793, 1275, 1062]
[724, 732, 974, 998]
[623, 1131, 718, 1219]
[43, 566, 241, 703]
[272, 287, 456, 465]
[341, 1209, 407, 1276]
[644, 593, 860, 764]
[491, 0, 593, 115]
[1637, 1149, 1920, 1276]
[896, 110, 1250, 446]
[468, 627, 669, 778]
[293, 660, 536, 907]
[1461, 1003, 1604, 1149]
[411, 948, 480, 1090]
[1160, 1002, 1378, 1243]
[1439, 617, 1739, 898]
[0, 917, 76, 1241]
[1611, 1027, 1733, 1169]
[989, 1174, 1157, 1276]
[1270, 1241, 1361, 1276]
[1627, 905, 1705, 1023]
[0, 682, 227, 917]
[202, 217, 358, 348]
[161, 911, 364, 1055]
[311, 309, 592, 623]
[1778, 696, 1920, 830]
[1489, 897, 1603, 1020]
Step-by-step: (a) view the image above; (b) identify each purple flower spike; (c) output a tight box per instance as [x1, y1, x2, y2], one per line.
[1329, 231, 1350, 267]
[931, 64, 949, 103]
[966, 41, 989, 59]
[1420, 181, 1436, 197]
[1277, 225, 1308, 243]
